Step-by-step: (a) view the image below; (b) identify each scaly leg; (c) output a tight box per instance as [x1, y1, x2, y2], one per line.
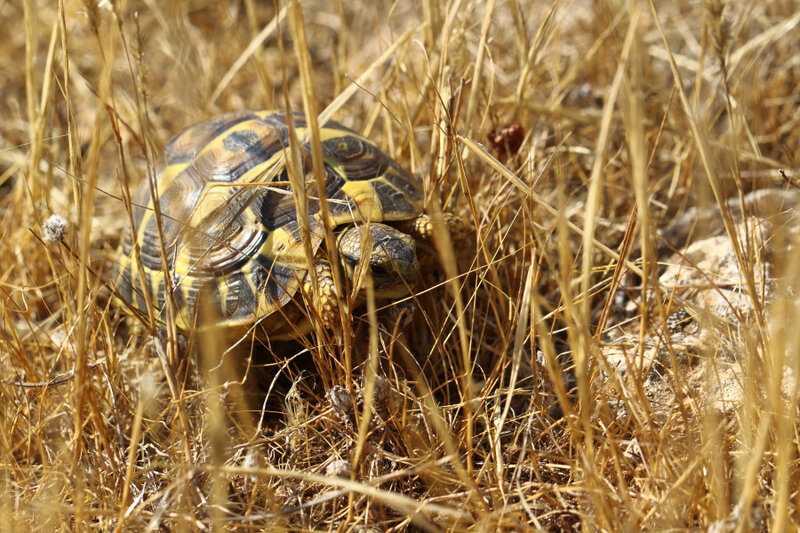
[399, 213, 473, 242]
[303, 255, 338, 329]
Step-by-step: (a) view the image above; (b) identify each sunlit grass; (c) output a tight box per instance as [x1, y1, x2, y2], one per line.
[1, 0, 798, 530]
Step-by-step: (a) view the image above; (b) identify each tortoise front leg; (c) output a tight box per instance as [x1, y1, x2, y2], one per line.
[399, 213, 473, 242]
[303, 256, 339, 329]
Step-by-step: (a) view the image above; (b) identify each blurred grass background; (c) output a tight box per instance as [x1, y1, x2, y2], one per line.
[1, 0, 799, 530]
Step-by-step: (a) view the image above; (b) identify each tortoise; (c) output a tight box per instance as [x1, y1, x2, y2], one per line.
[114, 110, 467, 340]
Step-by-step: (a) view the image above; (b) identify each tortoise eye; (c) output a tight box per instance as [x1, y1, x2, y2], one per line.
[371, 264, 391, 277]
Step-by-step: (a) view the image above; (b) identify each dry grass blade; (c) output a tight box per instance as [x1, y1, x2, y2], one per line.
[289, 0, 351, 366]
[648, 0, 766, 331]
[219, 465, 472, 527]
[209, 3, 289, 105]
[458, 134, 644, 278]
[2, 1, 799, 530]
[318, 24, 425, 128]
[464, 0, 496, 132]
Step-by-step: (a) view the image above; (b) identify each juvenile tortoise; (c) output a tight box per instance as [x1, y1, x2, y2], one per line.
[114, 110, 468, 339]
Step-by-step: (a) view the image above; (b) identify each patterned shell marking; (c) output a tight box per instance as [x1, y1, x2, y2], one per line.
[115, 110, 423, 331]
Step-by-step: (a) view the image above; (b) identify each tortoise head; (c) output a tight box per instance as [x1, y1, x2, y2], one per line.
[337, 223, 418, 297]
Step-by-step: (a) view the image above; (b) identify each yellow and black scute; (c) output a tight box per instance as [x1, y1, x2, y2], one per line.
[114, 110, 424, 336]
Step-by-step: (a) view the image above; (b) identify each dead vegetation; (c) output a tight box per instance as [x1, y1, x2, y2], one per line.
[2, 0, 800, 530]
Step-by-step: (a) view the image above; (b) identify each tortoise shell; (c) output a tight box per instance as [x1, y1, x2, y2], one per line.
[115, 110, 424, 334]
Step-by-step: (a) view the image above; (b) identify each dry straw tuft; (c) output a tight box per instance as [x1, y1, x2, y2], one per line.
[1, 1, 799, 530]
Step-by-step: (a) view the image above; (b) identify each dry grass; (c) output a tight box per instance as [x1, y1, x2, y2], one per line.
[2, 0, 800, 530]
